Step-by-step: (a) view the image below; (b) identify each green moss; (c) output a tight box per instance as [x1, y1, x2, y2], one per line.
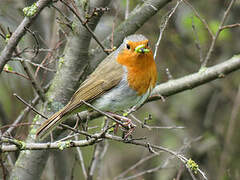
[199, 66, 207, 73]
[187, 158, 199, 174]
[58, 57, 65, 69]
[71, 22, 77, 31]
[50, 101, 65, 112]
[33, 114, 40, 123]
[5, 34, 10, 42]
[14, 140, 26, 150]
[182, 14, 207, 43]
[23, 3, 38, 17]
[57, 140, 71, 150]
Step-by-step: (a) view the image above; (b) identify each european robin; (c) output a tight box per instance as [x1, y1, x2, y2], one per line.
[36, 34, 157, 139]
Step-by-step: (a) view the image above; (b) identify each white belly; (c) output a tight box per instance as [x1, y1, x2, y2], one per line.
[92, 76, 150, 112]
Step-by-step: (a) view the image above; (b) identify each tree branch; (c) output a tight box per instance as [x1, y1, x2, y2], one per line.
[0, 0, 53, 73]
[1, 137, 102, 152]
[90, 0, 173, 71]
[149, 54, 240, 100]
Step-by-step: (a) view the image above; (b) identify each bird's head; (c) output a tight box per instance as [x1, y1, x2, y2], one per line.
[117, 35, 154, 68]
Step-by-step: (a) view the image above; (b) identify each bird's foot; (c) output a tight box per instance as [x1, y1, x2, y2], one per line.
[106, 112, 136, 139]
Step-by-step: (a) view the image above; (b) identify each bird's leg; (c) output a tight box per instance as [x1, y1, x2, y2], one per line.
[106, 112, 136, 139]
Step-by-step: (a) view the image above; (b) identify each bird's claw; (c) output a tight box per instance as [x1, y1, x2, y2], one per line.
[106, 112, 136, 139]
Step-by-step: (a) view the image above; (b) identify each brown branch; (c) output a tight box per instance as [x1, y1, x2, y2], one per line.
[183, 0, 214, 37]
[0, 122, 40, 131]
[154, 0, 182, 59]
[0, 137, 102, 152]
[11, 57, 56, 72]
[24, 27, 40, 58]
[80, 100, 126, 127]
[90, 0, 173, 69]
[0, 154, 7, 180]
[3, 69, 30, 80]
[220, 23, 240, 31]
[218, 84, 240, 179]
[202, 0, 236, 67]
[75, 136, 88, 180]
[104, 134, 208, 180]
[149, 54, 240, 101]
[59, 0, 109, 54]
[20, 61, 45, 101]
[13, 93, 48, 119]
[0, 0, 53, 73]
[114, 153, 158, 180]
[3, 83, 50, 136]
[0, 133, 207, 179]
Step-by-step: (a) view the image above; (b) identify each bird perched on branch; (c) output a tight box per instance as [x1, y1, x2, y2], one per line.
[36, 34, 157, 140]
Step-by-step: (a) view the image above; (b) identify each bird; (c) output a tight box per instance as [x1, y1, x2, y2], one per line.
[36, 34, 157, 140]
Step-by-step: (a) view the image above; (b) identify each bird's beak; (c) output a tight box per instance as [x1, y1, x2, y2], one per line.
[135, 44, 150, 54]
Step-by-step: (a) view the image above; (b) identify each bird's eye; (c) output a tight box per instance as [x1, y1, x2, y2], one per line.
[126, 44, 130, 50]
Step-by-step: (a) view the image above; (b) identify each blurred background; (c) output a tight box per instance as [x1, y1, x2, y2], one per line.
[0, 0, 240, 179]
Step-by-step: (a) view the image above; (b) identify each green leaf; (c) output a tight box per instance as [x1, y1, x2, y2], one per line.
[209, 21, 231, 40]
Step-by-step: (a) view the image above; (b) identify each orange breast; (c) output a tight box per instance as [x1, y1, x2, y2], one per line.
[117, 50, 157, 95]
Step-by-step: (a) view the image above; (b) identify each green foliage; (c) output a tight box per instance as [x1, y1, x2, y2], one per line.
[23, 3, 38, 17]
[182, 14, 207, 43]
[209, 20, 231, 40]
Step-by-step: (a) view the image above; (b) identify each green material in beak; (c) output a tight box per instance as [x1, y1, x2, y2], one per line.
[135, 44, 150, 53]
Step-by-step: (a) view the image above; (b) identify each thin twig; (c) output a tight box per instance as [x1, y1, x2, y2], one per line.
[20, 60, 45, 101]
[1, 122, 40, 131]
[0, 0, 53, 73]
[154, 0, 182, 59]
[114, 153, 158, 180]
[220, 23, 240, 31]
[0, 153, 7, 180]
[104, 134, 208, 180]
[149, 55, 240, 102]
[130, 114, 185, 130]
[1, 136, 102, 152]
[75, 136, 88, 180]
[191, 16, 203, 62]
[4, 83, 50, 136]
[125, 0, 129, 19]
[183, 0, 214, 37]
[201, 0, 236, 67]
[218, 84, 240, 179]
[88, 121, 109, 180]
[24, 27, 40, 58]
[3, 69, 30, 80]
[81, 100, 125, 127]
[13, 93, 48, 119]
[60, 0, 108, 54]
[3, 95, 40, 136]
[34, 39, 64, 78]
[11, 57, 56, 72]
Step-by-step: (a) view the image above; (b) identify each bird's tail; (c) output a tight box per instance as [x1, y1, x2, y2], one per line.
[36, 108, 68, 140]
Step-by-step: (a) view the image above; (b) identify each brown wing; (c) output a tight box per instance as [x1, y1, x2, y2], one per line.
[60, 52, 124, 115]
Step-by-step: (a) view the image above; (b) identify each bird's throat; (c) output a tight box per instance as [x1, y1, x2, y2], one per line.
[125, 56, 157, 96]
